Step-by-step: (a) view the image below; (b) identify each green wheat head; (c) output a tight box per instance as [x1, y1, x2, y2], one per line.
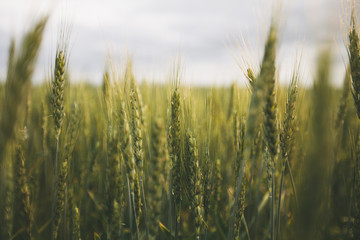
[51, 50, 66, 140]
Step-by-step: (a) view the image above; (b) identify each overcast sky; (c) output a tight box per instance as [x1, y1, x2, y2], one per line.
[0, 0, 350, 86]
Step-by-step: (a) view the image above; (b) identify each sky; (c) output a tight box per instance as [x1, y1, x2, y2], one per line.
[0, 0, 350, 86]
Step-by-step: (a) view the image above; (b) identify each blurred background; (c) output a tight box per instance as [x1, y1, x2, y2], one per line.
[0, 0, 348, 86]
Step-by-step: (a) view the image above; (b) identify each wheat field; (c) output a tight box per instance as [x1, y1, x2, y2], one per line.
[0, 7, 360, 240]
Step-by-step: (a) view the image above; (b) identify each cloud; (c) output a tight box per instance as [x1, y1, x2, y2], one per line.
[0, 0, 349, 86]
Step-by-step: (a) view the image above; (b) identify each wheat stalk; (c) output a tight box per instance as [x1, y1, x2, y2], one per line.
[276, 68, 299, 239]
[0, 17, 48, 161]
[148, 116, 168, 239]
[169, 82, 182, 239]
[13, 144, 32, 240]
[349, 13, 360, 119]
[52, 103, 80, 240]
[229, 24, 277, 240]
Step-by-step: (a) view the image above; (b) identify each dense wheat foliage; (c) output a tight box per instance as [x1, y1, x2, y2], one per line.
[1, 8, 360, 240]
